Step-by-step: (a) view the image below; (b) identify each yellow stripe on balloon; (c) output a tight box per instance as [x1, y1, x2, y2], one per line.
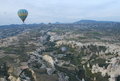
[18, 13, 28, 16]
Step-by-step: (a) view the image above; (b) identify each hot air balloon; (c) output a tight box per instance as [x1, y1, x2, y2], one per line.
[61, 46, 67, 52]
[18, 9, 28, 23]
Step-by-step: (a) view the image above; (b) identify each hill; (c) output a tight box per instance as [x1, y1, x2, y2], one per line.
[74, 20, 116, 24]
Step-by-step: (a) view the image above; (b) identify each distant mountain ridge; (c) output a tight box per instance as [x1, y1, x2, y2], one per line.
[0, 20, 120, 27]
[74, 20, 117, 24]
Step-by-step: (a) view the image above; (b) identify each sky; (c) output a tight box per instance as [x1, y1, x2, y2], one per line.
[0, 0, 120, 25]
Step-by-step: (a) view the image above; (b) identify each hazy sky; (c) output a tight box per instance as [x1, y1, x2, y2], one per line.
[0, 0, 120, 25]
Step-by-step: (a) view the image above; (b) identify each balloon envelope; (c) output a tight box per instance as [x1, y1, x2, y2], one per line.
[18, 9, 28, 23]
